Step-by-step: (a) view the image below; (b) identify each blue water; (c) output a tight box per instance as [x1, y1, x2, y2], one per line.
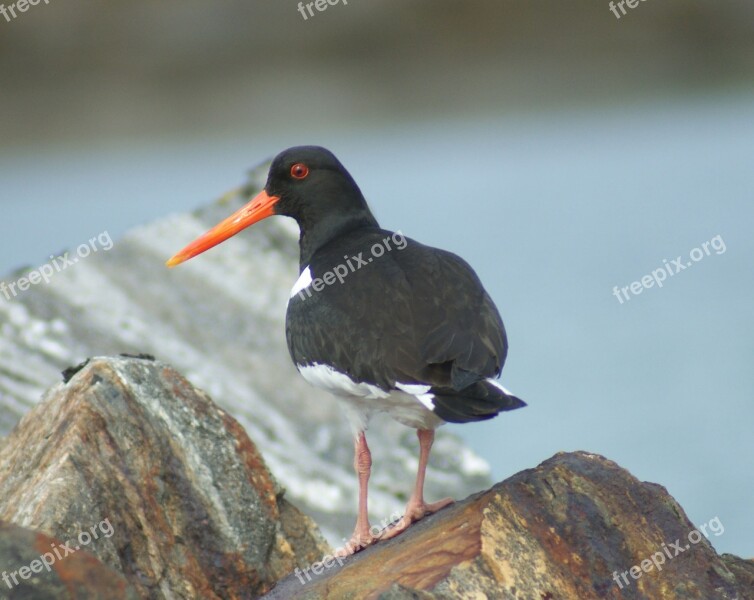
[2, 93, 753, 556]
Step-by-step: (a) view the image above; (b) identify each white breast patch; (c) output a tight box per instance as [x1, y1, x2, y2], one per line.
[290, 266, 313, 298]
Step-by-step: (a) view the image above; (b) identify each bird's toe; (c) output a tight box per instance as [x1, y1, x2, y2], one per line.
[379, 496, 455, 541]
[336, 529, 379, 556]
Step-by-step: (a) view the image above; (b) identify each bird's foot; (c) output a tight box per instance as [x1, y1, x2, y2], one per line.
[380, 497, 454, 541]
[335, 528, 380, 557]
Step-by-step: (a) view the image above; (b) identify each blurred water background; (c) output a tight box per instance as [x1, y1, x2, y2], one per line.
[1, 0, 752, 556]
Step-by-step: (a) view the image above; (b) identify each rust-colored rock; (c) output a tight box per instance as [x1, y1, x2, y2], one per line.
[1, 357, 751, 599]
[0, 356, 329, 599]
[263, 452, 754, 600]
[0, 520, 138, 599]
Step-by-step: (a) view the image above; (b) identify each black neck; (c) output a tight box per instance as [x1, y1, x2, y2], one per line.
[298, 212, 379, 268]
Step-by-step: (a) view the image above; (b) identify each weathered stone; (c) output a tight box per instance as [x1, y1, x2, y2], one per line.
[263, 452, 754, 600]
[0, 356, 329, 599]
[0, 356, 750, 599]
[0, 520, 138, 600]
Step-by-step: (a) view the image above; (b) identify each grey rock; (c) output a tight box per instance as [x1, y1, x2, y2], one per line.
[0, 356, 329, 599]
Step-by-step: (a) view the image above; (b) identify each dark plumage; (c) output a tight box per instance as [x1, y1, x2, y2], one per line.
[167, 145, 526, 553]
[285, 226, 523, 421]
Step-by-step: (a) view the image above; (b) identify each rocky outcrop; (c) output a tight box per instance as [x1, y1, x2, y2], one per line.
[264, 452, 754, 600]
[0, 356, 329, 599]
[0, 356, 751, 599]
[0, 182, 492, 544]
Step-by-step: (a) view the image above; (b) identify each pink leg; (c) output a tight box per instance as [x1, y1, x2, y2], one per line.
[381, 429, 454, 540]
[338, 431, 379, 556]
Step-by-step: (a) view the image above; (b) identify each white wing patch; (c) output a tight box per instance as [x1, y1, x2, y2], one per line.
[396, 382, 436, 410]
[290, 266, 313, 298]
[486, 378, 513, 396]
[297, 363, 389, 399]
[295, 366, 445, 430]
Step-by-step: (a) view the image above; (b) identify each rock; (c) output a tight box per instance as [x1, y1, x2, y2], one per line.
[0, 520, 138, 599]
[0, 178, 492, 544]
[0, 356, 329, 599]
[0, 357, 750, 599]
[262, 452, 754, 600]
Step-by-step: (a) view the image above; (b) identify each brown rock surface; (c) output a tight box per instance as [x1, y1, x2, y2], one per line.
[263, 452, 754, 600]
[0, 356, 329, 599]
[0, 520, 138, 599]
[1, 357, 751, 599]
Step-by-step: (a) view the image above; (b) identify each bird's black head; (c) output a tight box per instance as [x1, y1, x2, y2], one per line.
[266, 146, 377, 233]
[166, 146, 378, 269]
[267, 146, 379, 265]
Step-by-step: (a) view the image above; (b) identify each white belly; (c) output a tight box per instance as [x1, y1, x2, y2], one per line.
[296, 363, 445, 434]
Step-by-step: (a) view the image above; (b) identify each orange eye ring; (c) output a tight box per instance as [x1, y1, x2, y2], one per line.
[291, 163, 309, 179]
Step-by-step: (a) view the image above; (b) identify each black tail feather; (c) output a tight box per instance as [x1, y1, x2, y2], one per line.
[430, 380, 526, 424]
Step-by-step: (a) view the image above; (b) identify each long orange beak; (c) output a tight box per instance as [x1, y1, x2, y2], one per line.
[166, 190, 280, 267]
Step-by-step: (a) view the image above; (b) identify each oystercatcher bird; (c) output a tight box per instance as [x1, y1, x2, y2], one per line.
[167, 146, 525, 552]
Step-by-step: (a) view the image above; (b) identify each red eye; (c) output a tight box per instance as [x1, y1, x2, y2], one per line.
[291, 163, 309, 179]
